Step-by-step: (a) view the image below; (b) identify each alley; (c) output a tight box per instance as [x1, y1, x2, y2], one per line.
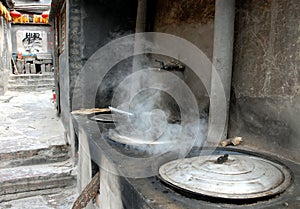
[0, 0, 300, 208]
[0, 90, 77, 209]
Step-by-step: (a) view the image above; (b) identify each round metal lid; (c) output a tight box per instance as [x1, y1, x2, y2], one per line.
[159, 154, 292, 199]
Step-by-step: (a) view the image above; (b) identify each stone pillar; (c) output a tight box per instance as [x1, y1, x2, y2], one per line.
[133, 0, 147, 72]
[210, 0, 235, 139]
[131, 0, 148, 105]
[45, 64, 51, 72]
[69, 0, 83, 111]
[135, 0, 147, 33]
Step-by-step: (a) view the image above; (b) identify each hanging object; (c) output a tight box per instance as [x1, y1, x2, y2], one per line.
[41, 11, 49, 23]
[33, 14, 42, 23]
[10, 9, 22, 23]
[10, 10, 21, 18]
[41, 11, 49, 18]
[21, 14, 29, 23]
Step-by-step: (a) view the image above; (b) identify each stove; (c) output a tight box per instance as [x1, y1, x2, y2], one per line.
[122, 147, 299, 209]
[74, 113, 300, 209]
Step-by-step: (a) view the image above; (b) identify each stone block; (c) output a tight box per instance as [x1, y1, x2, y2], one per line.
[41, 64, 46, 73]
[45, 64, 51, 72]
[25, 63, 30, 74]
[16, 60, 24, 74]
[36, 53, 52, 60]
[30, 64, 36, 74]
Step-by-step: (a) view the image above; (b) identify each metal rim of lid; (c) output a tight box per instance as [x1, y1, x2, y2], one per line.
[108, 128, 174, 145]
[90, 114, 114, 123]
[159, 154, 292, 199]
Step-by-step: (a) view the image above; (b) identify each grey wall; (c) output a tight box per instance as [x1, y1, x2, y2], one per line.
[230, 0, 300, 162]
[0, 17, 12, 95]
[54, 0, 70, 142]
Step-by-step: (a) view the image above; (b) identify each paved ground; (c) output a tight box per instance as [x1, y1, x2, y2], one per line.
[0, 186, 78, 209]
[0, 90, 65, 152]
[0, 90, 77, 209]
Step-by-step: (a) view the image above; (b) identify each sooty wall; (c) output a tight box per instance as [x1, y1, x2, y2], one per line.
[230, 0, 300, 162]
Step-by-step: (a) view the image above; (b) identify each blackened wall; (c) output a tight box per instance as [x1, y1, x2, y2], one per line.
[81, 0, 137, 60]
[230, 0, 300, 162]
[59, 0, 137, 141]
[153, 0, 215, 59]
[152, 0, 215, 114]
[77, 0, 137, 108]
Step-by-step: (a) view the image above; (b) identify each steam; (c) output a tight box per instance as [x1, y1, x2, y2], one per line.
[90, 33, 209, 157]
[108, 66, 208, 156]
[108, 111, 208, 156]
[109, 106, 134, 116]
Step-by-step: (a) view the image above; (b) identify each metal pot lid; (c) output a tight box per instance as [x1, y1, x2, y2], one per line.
[159, 154, 292, 199]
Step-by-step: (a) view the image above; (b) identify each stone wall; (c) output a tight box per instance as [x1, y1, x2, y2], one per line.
[0, 17, 12, 95]
[68, 0, 83, 110]
[230, 0, 300, 162]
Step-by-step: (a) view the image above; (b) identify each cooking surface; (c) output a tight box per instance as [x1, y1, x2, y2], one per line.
[73, 115, 300, 208]
[159, 154, 292, 199]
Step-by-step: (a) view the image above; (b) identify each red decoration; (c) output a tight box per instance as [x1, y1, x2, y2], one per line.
[10, 10, 21, 18]
[41, 11, 49, 18]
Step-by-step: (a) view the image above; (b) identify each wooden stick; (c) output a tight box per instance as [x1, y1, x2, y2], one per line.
[71, 108, 110, 115]
[11, 56, 19, 75]
[72, 172, 100, 209]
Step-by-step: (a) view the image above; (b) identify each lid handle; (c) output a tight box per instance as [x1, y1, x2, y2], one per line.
[216, 154, 229, 164]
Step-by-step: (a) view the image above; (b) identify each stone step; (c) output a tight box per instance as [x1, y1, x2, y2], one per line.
[0, 144, 70, 169]
[7, 84, 54, 92]
[0, 186, 78, 209]
[8, 73, 55, 92]
[8, 77, 54, 83]
[9, 73, 54, 80]
[8, 80, 54, 87]
[0, 161, 76, 202]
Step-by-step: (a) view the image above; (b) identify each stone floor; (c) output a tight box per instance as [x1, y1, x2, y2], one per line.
[0, 90, 65, 150]
[0, 186, 78, 209]
[0, 90, 77, 209]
